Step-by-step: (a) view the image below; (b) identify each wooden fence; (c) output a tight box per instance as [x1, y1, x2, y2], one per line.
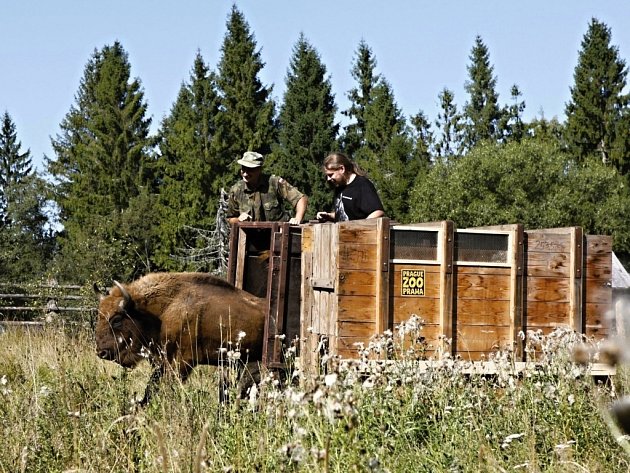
[0, 282, 95, 328]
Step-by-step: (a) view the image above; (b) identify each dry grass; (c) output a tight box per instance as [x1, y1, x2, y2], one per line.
[0, 320, 629, 472]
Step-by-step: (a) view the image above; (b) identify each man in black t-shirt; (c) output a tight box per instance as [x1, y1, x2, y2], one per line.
[316, 152, 385, 222]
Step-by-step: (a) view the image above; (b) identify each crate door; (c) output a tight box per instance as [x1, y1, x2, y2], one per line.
[388, 221, 454, 358]
[454, 225, 524, 361]
[300, 223, 339, 370]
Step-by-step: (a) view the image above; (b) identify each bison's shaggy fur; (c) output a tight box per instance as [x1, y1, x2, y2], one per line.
[95, 272, 266, 404]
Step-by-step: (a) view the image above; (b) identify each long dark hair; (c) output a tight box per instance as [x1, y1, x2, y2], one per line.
[323, 152, 366, 177]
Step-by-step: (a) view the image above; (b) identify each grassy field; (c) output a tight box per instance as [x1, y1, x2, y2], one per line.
[1, 321, 629, 472]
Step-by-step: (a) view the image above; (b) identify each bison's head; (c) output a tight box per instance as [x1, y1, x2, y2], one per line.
[94, 281, 161, 368]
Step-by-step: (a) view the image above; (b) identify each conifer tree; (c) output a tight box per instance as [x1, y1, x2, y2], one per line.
[499, 85, 526, 143]
[0, 111, 52, 280]
[355, 79, 414, 222]
[215, 5, 276, 184]
[409, 109, 433, 174]
[270, 33, 338, 217]
[0, 111, 33, 222]
[47, 41, 154, 282]
[341, 41, 380, 156]
[565, 18, 630, 174]
[154, 53, 221, 269]
[434, 88, 463, 160]
[462, 36, 503, 149]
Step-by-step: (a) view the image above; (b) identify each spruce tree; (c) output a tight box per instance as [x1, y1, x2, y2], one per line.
[462, 36, 503, 149]
[0, 111, 33, 222]
[499, 85, 526, 143]
[565, 18, 630, 174]
[47, 41, 154, 282]
[409, 109, 433, 174]
[215, 5, 276, 184]
[154, 53, 221, 269]
[434, 88, 463, 160]
[270, 33, 338, 217]
[0, 111, 52, 281]
[341, 40, 380, 156]
[355, 79, 414, 222]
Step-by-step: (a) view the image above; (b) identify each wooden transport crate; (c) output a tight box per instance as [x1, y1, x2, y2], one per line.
[228, 219, 612, 370]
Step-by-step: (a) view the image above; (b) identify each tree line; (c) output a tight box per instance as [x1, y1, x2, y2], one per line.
[1, 7, 630, 285]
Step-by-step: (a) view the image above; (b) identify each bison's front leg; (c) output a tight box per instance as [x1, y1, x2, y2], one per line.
[140, 360, 194, 406]
[140, 364, 166, 406]
[219, 360, 262, 403]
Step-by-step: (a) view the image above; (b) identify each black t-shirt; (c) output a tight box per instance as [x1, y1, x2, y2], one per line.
[333, 175, 384, 221]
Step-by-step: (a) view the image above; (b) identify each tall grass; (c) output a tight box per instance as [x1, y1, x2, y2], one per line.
[0, 321, 629, 472]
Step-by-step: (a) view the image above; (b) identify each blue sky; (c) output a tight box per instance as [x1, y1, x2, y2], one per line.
[1, 1, 629, 170]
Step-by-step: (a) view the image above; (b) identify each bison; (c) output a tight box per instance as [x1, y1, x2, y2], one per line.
[94, 272, 267, 405]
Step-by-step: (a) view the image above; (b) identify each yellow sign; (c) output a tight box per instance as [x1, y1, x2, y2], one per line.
[401, 269, 425, 296]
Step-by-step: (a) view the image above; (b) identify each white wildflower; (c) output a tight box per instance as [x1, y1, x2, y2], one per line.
[501, 432, 525, 449]
[227, 350, 241, 360]
[555, 440, 576, 451]
[324, 373, 337, 387]
[0, 375, 6, 385]
[237, 331, 246, 342]
[313, 389, 324, 404]
[248, 383, 258, 411]
[39, 385, 52, 397]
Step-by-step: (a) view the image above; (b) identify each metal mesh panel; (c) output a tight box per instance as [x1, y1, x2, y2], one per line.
[455, 232, 509, 263]
[390, 229, 438, 261]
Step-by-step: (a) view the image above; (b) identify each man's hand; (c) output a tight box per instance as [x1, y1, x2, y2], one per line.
[238, 212, 251, 222]
[316, 211, 334, 222]
[288, 217, 300, 225]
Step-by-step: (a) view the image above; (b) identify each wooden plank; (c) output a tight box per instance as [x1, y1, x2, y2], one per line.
[455, 325, 511, 353]
[337, 295, 377, 322]
[337, 243, 378, 270]
[390, 297, 440, 325]
[338, 321, 377, 338]
[234, 227, 247, 289]
[440, 220, 455, 355]
[525, 277, 570, 302]
[568, 228, 583, 332]
[509, 225, 525, 360]
[301, 226, 313, 252]
[300, 250, 316, 375]
[338, 224, 380, 245]
[456, 266, 514, 276]
[585, 253, 613, 279]
[336, 337, 369, 359]
[584, 234, 611, 339]
[585, 235, 613, 254]
[524, 301, 571, 327]
[391, 263, 441, 274]
[376, 217, 390, 336]
[586, 280, 614, 304]
[455, 299, 512, 325]
[526, 231, 574, 253]
[585, 302, 611, 329]
[457, 273, 512, 300]
[525, 252, 570, 278]
[338, 270, 376, 296]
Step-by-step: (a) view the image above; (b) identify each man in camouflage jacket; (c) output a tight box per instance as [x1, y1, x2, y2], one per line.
[226, 151, 308, 225]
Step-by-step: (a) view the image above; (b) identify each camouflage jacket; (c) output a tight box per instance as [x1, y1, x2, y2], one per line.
[226, 174, 304, 222]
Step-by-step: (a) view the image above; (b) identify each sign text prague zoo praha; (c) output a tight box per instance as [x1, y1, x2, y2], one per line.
[401, 269, 425, 296]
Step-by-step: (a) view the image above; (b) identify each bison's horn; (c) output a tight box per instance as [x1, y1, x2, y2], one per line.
[113, 280, 132, 308]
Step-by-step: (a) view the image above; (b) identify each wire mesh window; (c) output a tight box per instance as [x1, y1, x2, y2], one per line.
[390, 229, 439, 261]
[455, 232, 509, 264]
